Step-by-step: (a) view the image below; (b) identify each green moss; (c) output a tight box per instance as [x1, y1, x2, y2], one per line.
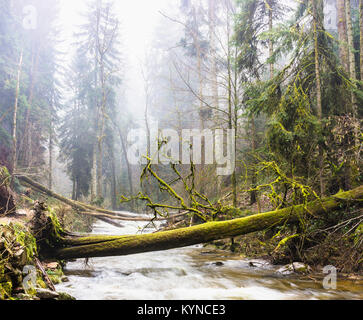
[46, 266, 64, 285]
[0, 166, 11, 187]
[353, 223, 363, 246]
[36, 279, 47, 289]
[49, 212, 65, 238]
[11, 223, 37, 261]
[0, 281, 12, 300]
[355, 223, 363, 236]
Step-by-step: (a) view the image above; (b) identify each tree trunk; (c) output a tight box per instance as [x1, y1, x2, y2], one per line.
[250, 117, 258, 207]
[208, 0, 219, 109]
[337, 0, 350, 73]
[232, 45, 239, 208]
[346, 0, 357, 81]
[226, 12, 237, 208]
[312, 0, 325, 196]
[22, 45, 40, 168]
[11, 49, 23, 175]
[72, 180, 76, 201]
[48, 118, 53, 191]
[91, 1, 101, 202]
[313, 0, 323, 120]
[109, 142, 118, 211]
[47, 186, 363, 260]
[97, 60, 106, 199]
[360, 0, 363, 81]
[345, 0, 359, 188]
[268, 0, 274, 79]
[91, 146, 97, 201]
[116, 125, 135, 210]
[345, 0, 358, 115]
[97, 120, 104, 199]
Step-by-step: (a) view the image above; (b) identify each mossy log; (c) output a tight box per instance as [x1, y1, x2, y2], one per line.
[47, 186, 363, 260]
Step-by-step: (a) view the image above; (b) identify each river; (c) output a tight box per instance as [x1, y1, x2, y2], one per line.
[55, 212, 363, 300]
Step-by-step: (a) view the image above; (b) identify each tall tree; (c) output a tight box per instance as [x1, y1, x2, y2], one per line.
[11, 49, 23, 175]
[337, 0, 350, 73]
[59, 51, 92, 200]
[360, 0, 363, 80]
[74, 0, 122, 202]
[235, 0, 285, 204]
[208, 0, 219, 109]
[312, 0, 324, 195]
[345, 0, 358, 117]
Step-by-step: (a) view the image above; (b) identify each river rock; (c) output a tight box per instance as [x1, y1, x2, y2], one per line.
[277, 262, 312, 275]
[35, 288, 60, 300]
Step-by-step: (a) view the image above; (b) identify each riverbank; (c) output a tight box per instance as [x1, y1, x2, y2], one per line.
[0, 220, 75, 300]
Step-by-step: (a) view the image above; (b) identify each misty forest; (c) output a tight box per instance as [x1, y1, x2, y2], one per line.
[0, 0, 362, 301]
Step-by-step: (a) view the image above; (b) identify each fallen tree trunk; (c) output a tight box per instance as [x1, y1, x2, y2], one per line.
[47, 186, 362, 260]
[17, 175, 185, 222]
[17, 175, 128, 217]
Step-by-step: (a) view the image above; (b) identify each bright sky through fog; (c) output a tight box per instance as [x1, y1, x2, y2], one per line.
[58, 0, 172, 115]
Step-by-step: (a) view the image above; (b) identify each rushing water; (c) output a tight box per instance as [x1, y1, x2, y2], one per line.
[55, 212, 363, 300]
